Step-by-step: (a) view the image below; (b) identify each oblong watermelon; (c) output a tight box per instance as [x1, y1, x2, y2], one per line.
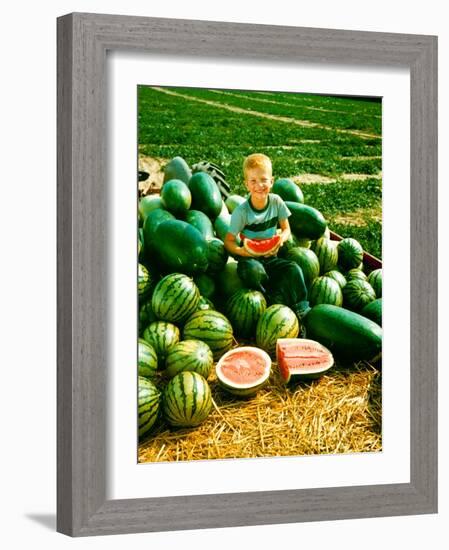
[304, 304, 382, 361]
[185, 210, 215, 240]
[188, 172, 222, 220]
[161, 179, 192, 216]
[163, 156, 192, 185]
[272, 178, 304, 204]
[285, 202, 327, 240]
[361, 297, 382, 326]
[153, 219, 209, 275]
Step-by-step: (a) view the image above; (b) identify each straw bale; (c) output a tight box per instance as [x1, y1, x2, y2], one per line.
[138, 360, 382, 463]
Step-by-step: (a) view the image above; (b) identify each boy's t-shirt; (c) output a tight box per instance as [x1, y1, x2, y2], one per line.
[229, 193, 291, 239]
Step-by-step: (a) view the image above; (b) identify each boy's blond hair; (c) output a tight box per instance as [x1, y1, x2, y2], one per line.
[243, 153, 272, 177]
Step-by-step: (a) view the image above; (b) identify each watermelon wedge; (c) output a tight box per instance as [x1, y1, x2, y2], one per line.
[242, 234, 281, 257]
[276, 338, 334, 383]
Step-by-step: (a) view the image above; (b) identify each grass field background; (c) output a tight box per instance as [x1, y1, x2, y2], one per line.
[138, 86, 382, 258]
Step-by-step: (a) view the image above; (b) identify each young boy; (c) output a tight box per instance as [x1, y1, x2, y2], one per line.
[224, 153, 310, 322]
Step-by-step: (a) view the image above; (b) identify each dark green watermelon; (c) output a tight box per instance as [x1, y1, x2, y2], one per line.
[153, 219, 209, 275]
[188, 172, 222, 220]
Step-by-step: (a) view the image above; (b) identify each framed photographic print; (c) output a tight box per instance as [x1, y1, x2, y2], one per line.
[57, 13, 437, 536]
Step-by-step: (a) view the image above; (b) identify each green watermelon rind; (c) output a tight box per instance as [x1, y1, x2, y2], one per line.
[138, 339, 158, 378]
[151, 273, 200, 323]
[164, 340, 214, 379]
[304, 304, 382, 362]
[256, 304, 299, 356]
[368, 268, 382, 298]
[162, 371, 212, 427]
[361, 297, 382, 326]
[142, 321, 180, 364]
[343, 279, 376, 312]
[286, 246, 320, 289]
[225, 289, 267, 339]
[311, 237, 338, 275]
[138, 376, 161, 438]
[309, 276, 343, 307]
[182, 310, 234, 360]
[337, 238, 364, 271]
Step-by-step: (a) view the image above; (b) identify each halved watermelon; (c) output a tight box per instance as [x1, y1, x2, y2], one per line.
[215, 346, 271, 397]
[242, 234, 281, 257]
[276, 338, 334, 383]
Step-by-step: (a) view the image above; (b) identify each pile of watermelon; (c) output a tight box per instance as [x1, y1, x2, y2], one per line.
[138, 156, 383, 440]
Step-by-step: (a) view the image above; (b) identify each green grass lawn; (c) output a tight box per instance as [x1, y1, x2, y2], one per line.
[138, 86, 382, 258]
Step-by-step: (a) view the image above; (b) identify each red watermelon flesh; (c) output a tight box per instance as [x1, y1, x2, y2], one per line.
[215, 346, 271, 396]
[242, 234, 281, 257]
[276, 338, 334, 382]
[219, 350, 267, 384]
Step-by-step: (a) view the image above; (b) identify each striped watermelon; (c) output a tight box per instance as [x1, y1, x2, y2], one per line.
[206, 238, 229, 275]
[162, 371, 212, 427]
[309, 276, 343, 307]
[138, 263, 152, 300]
[138, 338, 158, 378]
[368, 268, 382, 298]
[225, 289, 267, 339]
[138, 376, 161, 438]
[343, 279, 376, 311]
[164, 340, 214, 379]
[151, 273, 200, 323]
[325, 270, 347, 289]
[182, 310, 234, 360]
[286, 247, 320, 288]
[142, 321, 180, 363]
[337, 238, 364, 271]
[346, 268, 367, 282]
[311, 237, 338, 275]
[256, 304, 299, 356]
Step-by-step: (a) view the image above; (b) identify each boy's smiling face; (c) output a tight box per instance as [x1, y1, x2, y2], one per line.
[244, 165, 273, 202]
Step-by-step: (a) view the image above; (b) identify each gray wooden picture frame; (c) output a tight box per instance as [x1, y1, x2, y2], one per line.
[57, 12, 438, 537]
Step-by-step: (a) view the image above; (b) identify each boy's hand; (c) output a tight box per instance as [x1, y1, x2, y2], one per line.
[237, 247, 254, 258]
